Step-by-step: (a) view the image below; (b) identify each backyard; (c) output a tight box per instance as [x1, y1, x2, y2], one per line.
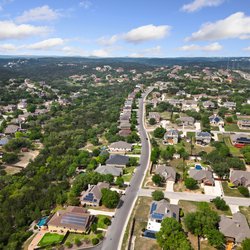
[38, 233, 65, 247]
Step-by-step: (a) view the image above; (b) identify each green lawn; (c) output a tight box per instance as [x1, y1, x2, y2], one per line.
[38, 233, 64, 247]
[160, 111, 171, 120]
[239, 206, 250, 224]
[223, 137, 242, 157]
[97, 215, 111, 229]
[222, 182, 244, 197]
[132, 145, 141, 154]
[123, 167, 135, 182]
[65, 233, 86, 243]
[224, 123, 250, 132]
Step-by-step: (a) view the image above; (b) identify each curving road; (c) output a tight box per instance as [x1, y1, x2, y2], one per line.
[101, 87, 153, 250]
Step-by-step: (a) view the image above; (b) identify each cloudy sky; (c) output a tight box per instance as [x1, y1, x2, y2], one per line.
[0, 0, 250, 57]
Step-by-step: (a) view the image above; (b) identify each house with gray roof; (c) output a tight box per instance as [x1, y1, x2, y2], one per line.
[222, 101, 236, 110]
[148, 112, 161, 123]
[189, 169, 214, 186]
[109, 141, 133, 152]
[94, 165, 122, 176]
[81, 182, 110, 207]
[106, 154, 129, 168]
[163, 129, 179, 145]
[203, 101, 215, 109]
[195, 131, 212, 145]
[4, 124, 20, 135]
[237, 120, 250, 130]
[229, 169, 250, 188]
[177, 116, 195, 127]
[155, 165, 176, 182]
[146, 200, 180, 233]
[219, 212, 250, 244]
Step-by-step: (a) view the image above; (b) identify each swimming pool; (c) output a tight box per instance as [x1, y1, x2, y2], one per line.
[195, 165, 202, 170]
[37, 216, 48, 227]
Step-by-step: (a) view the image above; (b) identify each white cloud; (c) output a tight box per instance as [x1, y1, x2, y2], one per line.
[97, 35, 118, 46]
[124, 24, 171, 44]
[16, 5, 60, 23]
[181, 0, 224, 13]
[178, 42, 223, 51]
[79, 0, 92, 9]
[243, 46, 250, 51]
[26, 38, 64, 50]
[186, 12, 250, 41]
[0, 43, 17, 51]
[0, 21, 50, 40]
[61, 46, 86, 56]
[0, 0, 13, 11]
[129, 46, 162, 57]
[91, 49, 109, 57]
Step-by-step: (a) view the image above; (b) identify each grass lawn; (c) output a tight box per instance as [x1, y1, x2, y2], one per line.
[38, 233, 65, 247]
[65, 233, 86, 243]
[123, 167, 135, 182]
[132, 145, 141, 154]
[96, 215, 110, 229]
[160, 111, 171, 120]
[223, 136, 242, 157]
[239, 206, 250, 224]
[210, 126, 220, 131]
[222, 182, 244, 197]
[224, 123, 250, 133]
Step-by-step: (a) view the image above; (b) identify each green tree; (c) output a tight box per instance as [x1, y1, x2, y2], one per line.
[2, 152, 18, 164]
[149, 118, 156, 125]
[128, 157, 137, 166]
[238, 186, 250, 197]
[156, 218, 193, 250]
[152, 174, 163, 186]
[115, 177, 124, 188]
[242, 238, 250, 250]
[212, 197, 229, 211]
[151, 147, 160, 163]
[184, 178, 197, 190]
[207, 229, 225, 249]
[101, 189, 120, 208]
[152, 190, 164, 201]
[153, 127, 166, 138]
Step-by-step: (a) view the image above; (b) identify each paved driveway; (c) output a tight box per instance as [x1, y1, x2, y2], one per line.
[204, 180, 222, 196]
[166, 181, 174, 192]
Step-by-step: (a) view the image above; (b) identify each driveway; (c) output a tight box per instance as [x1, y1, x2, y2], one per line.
[166, 181, 174, 192]
[229, 205, 239, 214]
[204, 180, 222, 196]
[194, 122, 201, 131]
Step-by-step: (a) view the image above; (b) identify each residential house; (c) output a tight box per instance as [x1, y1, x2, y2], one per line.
[229, 170, 250, 188]
[155, 165, 176, 182]
[176, 90, 186, 96]
[195, 132, 212, 145]
[109, 141, 133, 152]
[47, 206, 94, 234]
[219, 212, 250, 244]
[17, 99, 27, 110]
[230, 134, 250, 148]
[94, 165, 122, 176]
[237, 120, 250, 130]
[167, 99, 183, 107]
[182, 100, 199, 112]
[81, 182, 110, 206]
[163, 129, 179, 145]
[146, 200, 180, 233]
[106, 154, 129, 168]
[223, 102, 236, 110]
[177, 116, 195, 127]
[4, 124, 20, 135]
[203, 101, 215, 109]
[189, 169, 214, 186]
[148, 112, 161, 123]
[209, 114, 224, 126]
[119, 129, 131, 137]
[119, 121, 131, 130]
[0, 137, 9, 147]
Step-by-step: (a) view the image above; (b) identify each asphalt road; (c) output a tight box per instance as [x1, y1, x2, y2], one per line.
[138, 188, 250, 207]
[101, 87, 153, 250]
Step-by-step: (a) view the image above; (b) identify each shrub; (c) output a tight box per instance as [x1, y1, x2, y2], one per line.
[74, 238, 81, 246]
[238, 186, 250, 197]
[184, 178, 198, 190]
[92, 238, 99, 245]
[152, 174, 163, 186]
[104, 217, 111, 226]
[152, 190, 164, 201]
[212, 197, 228, 211]
[65, 242, 72, 248]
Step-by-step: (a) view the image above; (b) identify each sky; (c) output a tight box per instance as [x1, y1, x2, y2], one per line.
[0, 0, 250, 57]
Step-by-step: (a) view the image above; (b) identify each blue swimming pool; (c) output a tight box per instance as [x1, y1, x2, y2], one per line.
[37, 216, 48, 227]
[195, 165, 202, 170]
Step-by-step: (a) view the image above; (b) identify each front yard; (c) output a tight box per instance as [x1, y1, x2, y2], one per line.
[239, 206, 250, 224]
[123, 166, 135, 182]
[224, 123, 250, 132]
[222, 182, 244, 197]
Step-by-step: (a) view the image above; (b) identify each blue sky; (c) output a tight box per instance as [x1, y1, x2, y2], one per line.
[0, 0, 250, 57]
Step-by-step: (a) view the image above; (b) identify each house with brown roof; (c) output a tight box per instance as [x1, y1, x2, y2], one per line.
[47, 206, 94, 234]
[229, 170, 250, 188]
[189, 169, 214, 186]
[219, 212, 250, 244]
[155, 165, 176, 182]
[4, 124, 20, 135]
[177, 116, 195, 127]
[81, 182, 109, 207]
